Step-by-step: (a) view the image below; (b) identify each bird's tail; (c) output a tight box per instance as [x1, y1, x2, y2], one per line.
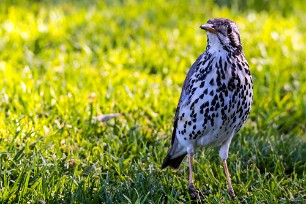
[161, 152, 187, 169]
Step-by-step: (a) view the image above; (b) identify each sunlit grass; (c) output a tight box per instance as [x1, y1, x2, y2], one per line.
[0, 0, 305, 203]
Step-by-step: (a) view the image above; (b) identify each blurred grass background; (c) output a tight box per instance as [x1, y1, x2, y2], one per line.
[0, 0, 305, 203]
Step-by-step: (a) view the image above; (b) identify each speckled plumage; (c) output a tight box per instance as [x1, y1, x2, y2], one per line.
[161, 18, 253, 200]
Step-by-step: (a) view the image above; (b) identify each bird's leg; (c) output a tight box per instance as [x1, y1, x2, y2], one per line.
[222, 159, 236, 200]
[219, 133, 236, 200]
[188, 153, 194, 185]
[188, 153, 201, 200]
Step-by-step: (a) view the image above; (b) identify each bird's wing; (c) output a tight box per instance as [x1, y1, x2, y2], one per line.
[171, 54, 204, 145]
[161, 54, 204, 169]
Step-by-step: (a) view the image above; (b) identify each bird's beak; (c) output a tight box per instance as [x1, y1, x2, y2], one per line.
[200, 23, 217, 34]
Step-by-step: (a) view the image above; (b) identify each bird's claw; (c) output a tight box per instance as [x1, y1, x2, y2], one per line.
[189, 183, 204, 200]
[227, 188, 236, 200]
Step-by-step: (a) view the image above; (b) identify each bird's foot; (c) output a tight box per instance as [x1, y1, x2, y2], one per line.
[189, 183, 204, 200]
[227, 188, 236, 200]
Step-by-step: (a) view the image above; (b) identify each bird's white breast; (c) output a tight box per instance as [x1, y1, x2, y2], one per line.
[175, 51, 252, 152]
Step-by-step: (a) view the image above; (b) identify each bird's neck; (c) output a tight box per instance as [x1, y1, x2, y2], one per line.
[206, 34, 243, 56]
[205, 33, 223, 52]
[206, 43, 229, 59]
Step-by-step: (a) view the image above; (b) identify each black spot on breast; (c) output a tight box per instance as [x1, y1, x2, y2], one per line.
[211, 95, 218, 106]
[245, 68, 251, 75]
[226, 55, 231, 63]
[218, 57, 222, 66]
[209, 90, 214, 96]
[204, 118, 208, 124]
[228, 77, 235, 91]
[215, 102, 220, 110]
[216, 71, 222, 86]
[210, 118, 214, 126]
[217, 83, 226, 92]
[191, 87, 197, 95]
[224, 61, 228, 69]
[191, 112, 197, 119]
[209, 78, 214, 86]
[237, 62, 243, 71]
[244, 76, 248, 84]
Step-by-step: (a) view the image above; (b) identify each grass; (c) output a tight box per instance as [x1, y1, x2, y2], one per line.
[0, 0, 305, 203]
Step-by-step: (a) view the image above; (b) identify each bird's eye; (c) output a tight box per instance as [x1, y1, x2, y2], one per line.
[227, 26, 232, 34]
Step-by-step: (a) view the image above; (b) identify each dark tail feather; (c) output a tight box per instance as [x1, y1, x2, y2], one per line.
[161, 153, 187, 169]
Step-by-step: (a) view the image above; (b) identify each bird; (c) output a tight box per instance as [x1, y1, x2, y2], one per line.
[161, 18, 253, 200]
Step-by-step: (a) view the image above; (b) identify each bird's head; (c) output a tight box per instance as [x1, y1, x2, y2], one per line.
[200, 18, 242, 55]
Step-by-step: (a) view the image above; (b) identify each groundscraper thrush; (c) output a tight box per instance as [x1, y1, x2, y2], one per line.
[162, 18, 253, 200]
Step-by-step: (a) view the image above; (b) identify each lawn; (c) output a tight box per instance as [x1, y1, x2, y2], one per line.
[0, 0, 305, 203]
